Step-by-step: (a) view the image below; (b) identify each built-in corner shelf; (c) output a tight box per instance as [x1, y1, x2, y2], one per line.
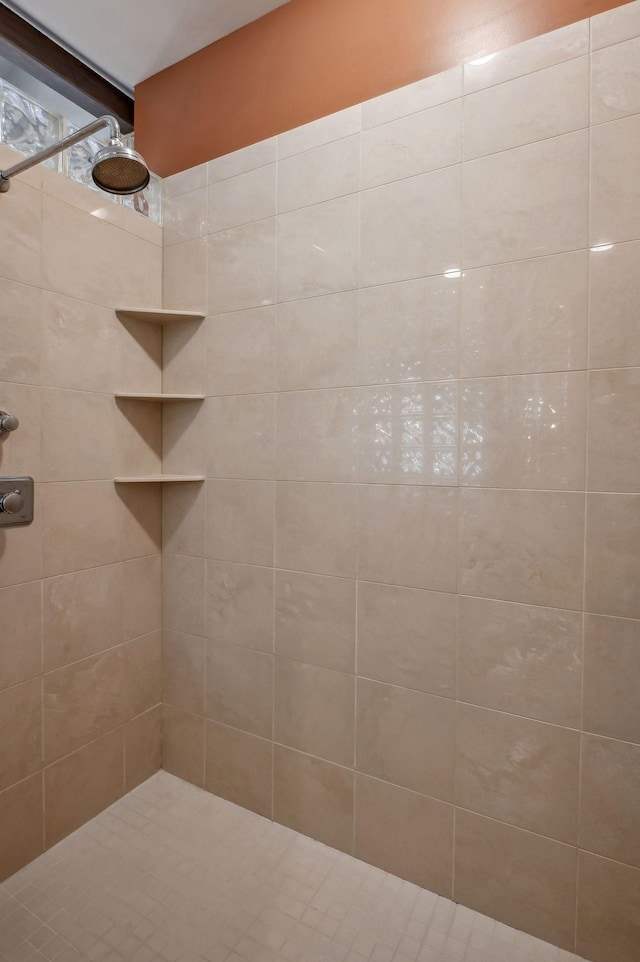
[116, 308, 205, 325]
[115, 393, 205, 402]
[115, 475, 205, 484]
[114, 306, 205, 486]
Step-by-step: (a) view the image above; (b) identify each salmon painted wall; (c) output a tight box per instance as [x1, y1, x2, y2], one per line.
[135, 0, 631, 177]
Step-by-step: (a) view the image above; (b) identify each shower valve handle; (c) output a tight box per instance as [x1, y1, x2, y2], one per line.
[0, 490, 24, 514]
[0, 411, 19, 434]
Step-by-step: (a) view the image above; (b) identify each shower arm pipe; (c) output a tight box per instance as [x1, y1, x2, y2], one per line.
[0, 115, 121, 193]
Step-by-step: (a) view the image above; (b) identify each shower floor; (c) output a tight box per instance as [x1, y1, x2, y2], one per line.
[0, 772, 587, 962]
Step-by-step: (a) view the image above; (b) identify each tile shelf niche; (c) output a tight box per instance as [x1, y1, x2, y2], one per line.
[114, 307, 205, 483]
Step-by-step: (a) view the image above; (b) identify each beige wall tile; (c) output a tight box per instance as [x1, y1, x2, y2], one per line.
[456, 704, 580, 843]
[44, 729, 124, 847]
[362, 99, 461, 189]
[357, 484, 457, 591]
[588, 368, 640, 493]
[206, 479, 274, 566]
[162, 481, 206, 557]
[355, 774, 453, 895]
[589, 240, 640, 369]
[164, 162, 207, 199]
[43, 564, 123, 671]
[461, 251, 588, 377]
[206, 394, 275, 480]
[459, 489, 585, 609]
[163, 237, 207, 312]
[0, 510, 42, 588]
[118, 484, 162, 560]
[461, 372, 587, 490]
[162, 398, 205, 477]
[0, 773, 43, 883]
[275, 658, 355, 767]
[163, 553, 205, 636]
[356, 678, 455, 801]
[205, 560, 273, 652]
[0, 581, 42, 691]
[361, 166, 462, 287]
[125, 705, 161, 791]
[458, 597, 582, 727]
[275, 481, 357, 578]
[278, 107, 359, 159]
[463, 20, 588, 93]
[592, 36, 640, 124]
[274, 746, 354, 853]
[41, 482, 122, 577]
[0, 678, 42, 791]
[276, 292, 358, 391]
[164, 185, 207, 246]
[0, 382, 41, 482]
[278, 135, 359, 213]
[162, 630, 205, 715]
[122, 631, 161, 720]
[454, 810, 577, 950]
[162, 317, 207, 395]
[207, 219, 276, 314]
[205, 641, 273, 739]
[592, 0, 640, 49]
[207, 307, 276, 397]
[0, 277, 42, 385]
[362, 68, 461, 128]
[42, 388, 121, 482]
[359, 382, 458, 486]
[274, 570, 355, 673]
[116, 396, 162, 479]
[122, 554, 161, 641]
[359, 276, 460, 385]
[277, 389, 359, 482]
[463, 130, 588, 268]
[464, 57, 588, 160]
[162, 704, 204, 787]
[592, 114, 640, 246]
[208, 137, 277, 181]
[576, 851, 640, 962]
[580, 734, 640, 868]
[357, 582, 456, 697]
[0, 180, 42, 288]
[208, 164, 276, 233]
[585, 493, 640, 619]
[205, 720, 272, 818]
[584, 614, 640, 744]
[277, 195, 359, 302]
[44, 647, 125, 764]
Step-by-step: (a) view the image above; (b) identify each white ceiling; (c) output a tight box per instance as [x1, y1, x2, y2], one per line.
[4, 0, 291, 93]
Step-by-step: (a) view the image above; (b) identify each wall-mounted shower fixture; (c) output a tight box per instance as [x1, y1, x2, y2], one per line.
[0, 411, 19, 434]
[0, 477, 34, 527]
[0, 115, 150, 196]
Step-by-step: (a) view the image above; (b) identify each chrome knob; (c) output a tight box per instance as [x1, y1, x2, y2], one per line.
[0, 411, 19, 433]
[0, 490, 24, 514]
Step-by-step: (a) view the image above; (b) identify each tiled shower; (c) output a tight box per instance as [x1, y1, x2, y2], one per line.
[1, 3, 640, 962]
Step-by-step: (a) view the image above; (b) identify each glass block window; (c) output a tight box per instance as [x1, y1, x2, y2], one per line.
[65, 124, 112, 194]
[121, 172, 162, 225]
[1, 81, 63, 170]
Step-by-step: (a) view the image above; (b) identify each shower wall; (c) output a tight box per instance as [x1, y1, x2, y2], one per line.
[160, 7, 640, 962]
[0, 152, 163, 880]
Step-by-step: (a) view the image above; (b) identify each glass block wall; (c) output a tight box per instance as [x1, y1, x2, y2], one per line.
[0, 79, 162, 224]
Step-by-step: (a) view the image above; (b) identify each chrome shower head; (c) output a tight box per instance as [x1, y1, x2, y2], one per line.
[91, 140, 150, 195]
[0, 116, 150, 197]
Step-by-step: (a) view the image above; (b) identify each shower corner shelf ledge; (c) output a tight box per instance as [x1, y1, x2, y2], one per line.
[115, 393, 205, 402]
[114, 475, 205, 484]
[116, 308, 205, 325]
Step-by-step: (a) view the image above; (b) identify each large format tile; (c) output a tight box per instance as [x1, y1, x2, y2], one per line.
[163, 186, 207, 246]
[275, 481, 357, 578]
[585, 493, 640, 618]
[358, 484, 457, 591]
[276, 291, 358, 391]
[207, 306, 276, 397]
[461, 251, 588, 377]
[208, 137, 277, 182]
[161, 704, 204, 787]
[274, 746, 354, 854]
[592, 36, 640, 124]
[362, 67, 461, 128]
[580, 734, 640, 868]
[206, 394, 275, 480]
[361, 165, 462, 287]
[205, 721, 272, 819]
[205, 560, 273, 653]
[206, 479, 274, 566]
[591, 114, 640, 246]
[589, 240, 640, 369]
[274, 570, 355, 673]
[463, 130, 588, 268]
[357, 582, 456, 697]
[355, 774, 453, 895]
[592, 0, 640, 49]
[0, 277, 42, 386]
[277, 135, 359, 213]
[576, 851, 640, 962]
[454, 810, 577, 951]
[0, 581, 42, 692]
[455, 704, 580, 843]
[583, 614, 640, 744]
[0, 678, 42, 792]
[588, 368, 640, 493]
[208, 164, 276, 233]
[459, 489, 585, 609]
[207, 219, 276, 313]
[277, 389, 359, 482]
[278, 106, 360, 159]
[458, 597, 582, 728]
[205, 641, 273, 739]
[0, 180, 42, 288]
[0, 773, 43, 883]
[162, 630, 205, 716]
[125, 705, 161, 791]
[356, 678, 455, 801]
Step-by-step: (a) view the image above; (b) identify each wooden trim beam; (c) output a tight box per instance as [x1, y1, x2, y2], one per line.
[0, 4, 134, 132]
